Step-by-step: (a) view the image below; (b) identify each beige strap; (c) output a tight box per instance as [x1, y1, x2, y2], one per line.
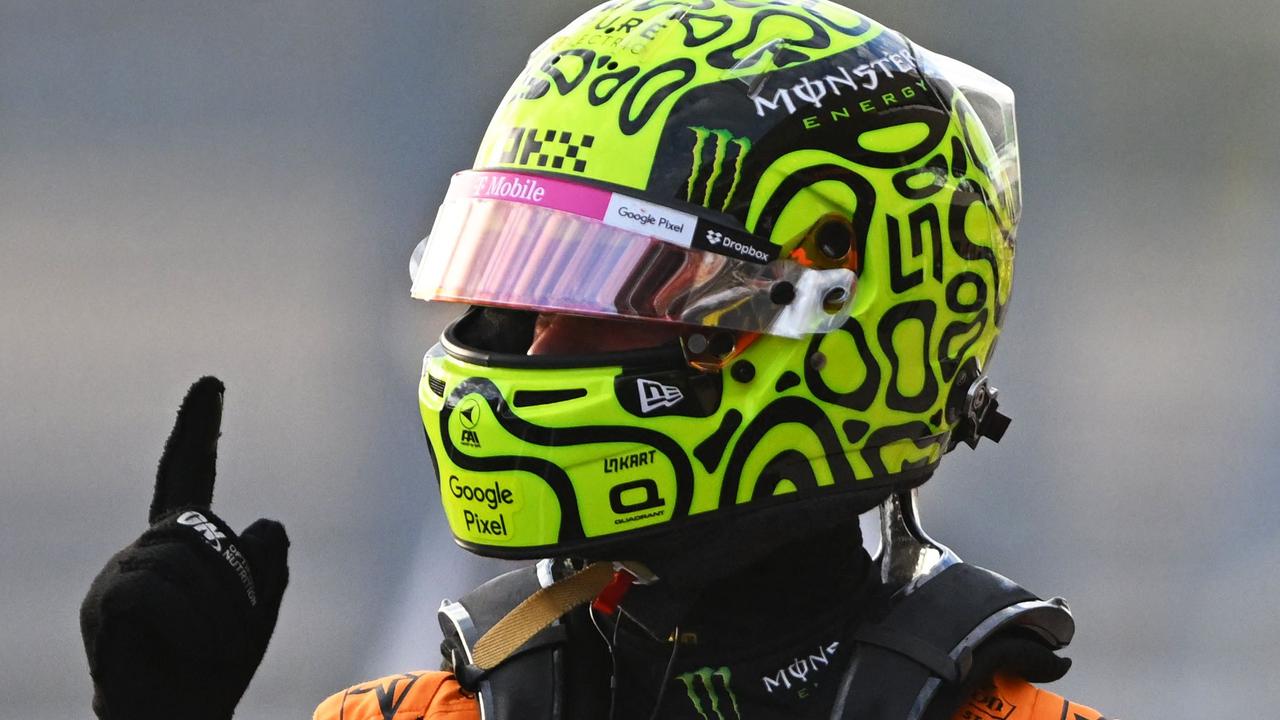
[469, 561, 615, 671]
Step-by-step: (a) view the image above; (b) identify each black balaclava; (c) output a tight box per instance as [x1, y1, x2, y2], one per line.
[612, 493, 881, 643]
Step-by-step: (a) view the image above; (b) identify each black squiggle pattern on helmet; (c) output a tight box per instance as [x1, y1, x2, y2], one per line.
[752, 449, 819, 499]
[704, 9, 835, 69]
[522, 48, 599, 100]
[754, 163, 875, 242]
[719, 395, 854, 507]
[694, 409, 744, 473]
[877, 300, 939, 414]
[525, 1, 880, 136]
[939, 309, 989, 383]
[940, 269, 991, 385]
[674, 12, 733, 46]
[847, 107, 953, 170]
[946, 185, 1001, 306]
[634, 0, 716, 11]
[949, 136, 969, 179]
[775, 372, 801, 392]
[843, 419, 870, 444]
[892, 154, 948, 200]
[589, 65, 643, 106]
[861, 422, 935, 478]
[805, 318, 881, 412]
[790, 0, 875, 36]
[443, 379, 696, 537]
[620, 59, 699, 135]
[946, 271, 988, 314]
[722, 0, 875, 38]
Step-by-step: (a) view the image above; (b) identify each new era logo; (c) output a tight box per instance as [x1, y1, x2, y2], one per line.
[637, 379, 684, 414]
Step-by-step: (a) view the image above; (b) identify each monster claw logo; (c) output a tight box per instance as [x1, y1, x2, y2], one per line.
[677, 666, 742, 720]
[686, 127, 751, 212]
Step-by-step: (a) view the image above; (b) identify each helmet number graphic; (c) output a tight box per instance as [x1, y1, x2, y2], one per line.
[637, 378, 683, 414]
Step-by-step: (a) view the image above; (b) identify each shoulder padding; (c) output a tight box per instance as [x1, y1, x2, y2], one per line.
[832, 562, 1075, 720]
[439, 561, 566, 720]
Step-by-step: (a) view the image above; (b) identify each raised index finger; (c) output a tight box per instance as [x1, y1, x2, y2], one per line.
[149, 376, 225, 523]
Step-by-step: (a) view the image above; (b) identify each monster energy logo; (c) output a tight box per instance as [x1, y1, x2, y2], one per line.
[686, 127, 751, 212]
[677, 666, 742, 720]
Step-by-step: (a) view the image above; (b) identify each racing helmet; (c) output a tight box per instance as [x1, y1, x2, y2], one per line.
[412, 0, 1020, 559]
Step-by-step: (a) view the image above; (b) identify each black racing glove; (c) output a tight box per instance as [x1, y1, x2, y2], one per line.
[80, 377, 289, 720]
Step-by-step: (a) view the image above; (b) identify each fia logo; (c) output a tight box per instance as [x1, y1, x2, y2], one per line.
[177, 511, 226, 552]
[637, 379, 684, 414]
[458, 398, 482, 448]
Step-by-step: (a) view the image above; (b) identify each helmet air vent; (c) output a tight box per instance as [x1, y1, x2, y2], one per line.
[427, 375, 447, 398]
[512, 389, 589, 408]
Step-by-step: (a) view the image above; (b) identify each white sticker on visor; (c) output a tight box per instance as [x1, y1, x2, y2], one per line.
[410, 171, 855, 339]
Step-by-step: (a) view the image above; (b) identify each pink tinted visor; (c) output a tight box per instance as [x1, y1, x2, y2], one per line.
[410, 171, 855, 339]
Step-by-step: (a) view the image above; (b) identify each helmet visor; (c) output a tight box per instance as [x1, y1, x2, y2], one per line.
[410, 171, 855, 339]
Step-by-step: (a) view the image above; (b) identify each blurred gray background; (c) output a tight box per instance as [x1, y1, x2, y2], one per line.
[2, 1, 1276, 717]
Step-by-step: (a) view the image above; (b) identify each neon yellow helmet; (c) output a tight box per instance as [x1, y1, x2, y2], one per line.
[412, 0, 1020, 558]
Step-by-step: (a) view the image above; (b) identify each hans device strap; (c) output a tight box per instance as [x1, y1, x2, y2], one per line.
[470, 562, 612, 670]
[440, 561, 611, 720]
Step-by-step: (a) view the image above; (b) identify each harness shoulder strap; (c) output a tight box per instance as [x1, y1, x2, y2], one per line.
[440, 561, 616, 720]
[831, 562, 1075, 720]
[439, 561, 568, 720]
